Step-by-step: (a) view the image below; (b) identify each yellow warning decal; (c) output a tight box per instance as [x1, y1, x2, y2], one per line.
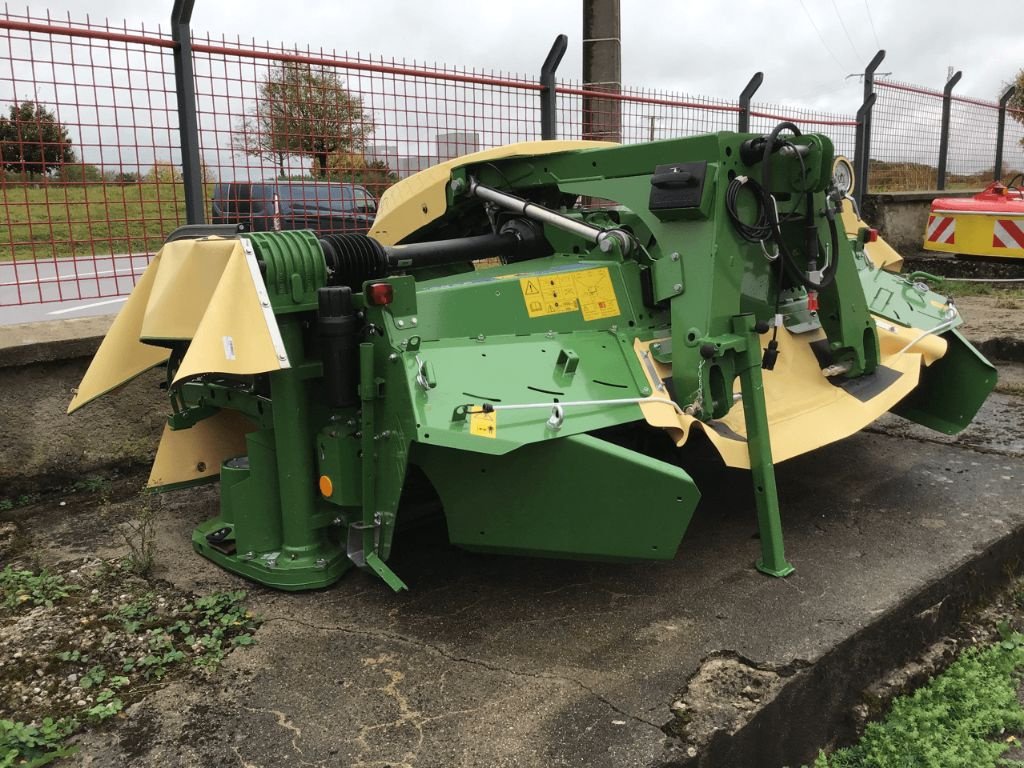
[469, 407, 498, 439]
[519, 267, 620, 321]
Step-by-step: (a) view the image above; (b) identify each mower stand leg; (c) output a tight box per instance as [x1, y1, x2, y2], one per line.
[733, 315, 795, 578]
[358, 343, 408, 593]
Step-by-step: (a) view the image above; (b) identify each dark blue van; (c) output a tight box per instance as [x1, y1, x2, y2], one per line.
[210, 181, 377, 234]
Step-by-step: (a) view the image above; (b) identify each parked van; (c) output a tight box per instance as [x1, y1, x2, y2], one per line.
[210, 181, 377, 234]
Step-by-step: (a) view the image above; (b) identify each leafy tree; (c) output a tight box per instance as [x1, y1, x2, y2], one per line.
[108, 171, 142, 184]
[144, 160, 214, 184]
[146, 160, 183, 184]
[1010, 69, 1024, 146]
[233, 61, 374, 178]
[57, 162, 103, 183]
[319, 150, 398, 191]
[0, 101, 74, 178]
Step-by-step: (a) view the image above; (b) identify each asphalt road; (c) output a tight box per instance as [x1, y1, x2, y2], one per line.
[0, 254, 149, 326]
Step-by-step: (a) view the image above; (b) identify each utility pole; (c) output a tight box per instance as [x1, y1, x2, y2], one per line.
[582, 0, 621, 143]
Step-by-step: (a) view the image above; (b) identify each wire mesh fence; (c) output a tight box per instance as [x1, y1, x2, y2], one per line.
[1, 7, 1022, 310]
[871, 79, 1024, 191]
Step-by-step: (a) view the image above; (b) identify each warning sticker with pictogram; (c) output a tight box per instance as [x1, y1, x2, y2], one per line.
[469, 407, 498, 438]
[518, 267, 620, 321]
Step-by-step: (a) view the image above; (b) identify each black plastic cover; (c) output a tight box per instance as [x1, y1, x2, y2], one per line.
[648, 161, 708, 213]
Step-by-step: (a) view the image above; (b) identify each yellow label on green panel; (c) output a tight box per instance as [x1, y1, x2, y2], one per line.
[518, 267, 619, 321]
[469, 407, 497, 438]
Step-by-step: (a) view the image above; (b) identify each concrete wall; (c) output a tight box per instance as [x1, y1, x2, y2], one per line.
[861, 190, 976, 254]
[0, 317, 166, 495]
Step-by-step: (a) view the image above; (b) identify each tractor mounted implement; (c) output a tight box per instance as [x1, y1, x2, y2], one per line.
[69, 125, 997, 592]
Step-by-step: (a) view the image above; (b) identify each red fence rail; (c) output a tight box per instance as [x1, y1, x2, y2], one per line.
[0, 8, 1019, 313]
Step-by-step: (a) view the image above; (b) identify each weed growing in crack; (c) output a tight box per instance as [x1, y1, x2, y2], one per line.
[117, 486, 157, 577]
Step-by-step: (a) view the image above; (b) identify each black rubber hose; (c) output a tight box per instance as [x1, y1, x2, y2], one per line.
[384, 231, 522, 269]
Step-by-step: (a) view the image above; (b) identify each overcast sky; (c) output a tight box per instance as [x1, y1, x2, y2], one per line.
[21, 0, 1023, 111]
[2, 0, 1021, 178]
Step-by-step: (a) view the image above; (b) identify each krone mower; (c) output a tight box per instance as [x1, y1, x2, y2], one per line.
[69, 125, 997, 591]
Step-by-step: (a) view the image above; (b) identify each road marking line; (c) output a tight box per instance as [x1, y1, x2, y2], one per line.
[0, 266, 144, 288]
[47, 297, 127, 316]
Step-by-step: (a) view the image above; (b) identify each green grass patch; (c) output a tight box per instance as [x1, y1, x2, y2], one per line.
[811, 624, 1024, 767]
[939, 281, 1024, 301]
[0, 182, 193, 261]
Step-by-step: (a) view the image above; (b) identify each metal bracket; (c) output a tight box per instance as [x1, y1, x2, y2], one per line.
[347, 517, 380, 568]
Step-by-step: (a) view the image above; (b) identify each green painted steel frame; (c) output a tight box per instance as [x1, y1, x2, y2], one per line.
[157, 130, 996, 591]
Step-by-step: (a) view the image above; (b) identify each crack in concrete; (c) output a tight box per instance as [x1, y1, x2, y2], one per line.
[864, 425, 1023, 459]
[260, 615, 662, 730]
[240, 704, 323, 768]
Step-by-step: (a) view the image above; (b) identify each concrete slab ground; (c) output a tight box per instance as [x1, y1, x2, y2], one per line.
[9, 382, 1018, 767]
[3, 289, 1021, 767]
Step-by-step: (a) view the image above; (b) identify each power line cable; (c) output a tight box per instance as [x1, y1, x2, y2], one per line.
[831, 0, 863, 60]
[797, 0, 851, 74]
[863, 0, 882, 49]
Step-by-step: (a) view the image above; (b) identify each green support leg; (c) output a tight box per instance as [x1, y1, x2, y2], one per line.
[356, 343, 408, 592]
[732, 315, 794, 578]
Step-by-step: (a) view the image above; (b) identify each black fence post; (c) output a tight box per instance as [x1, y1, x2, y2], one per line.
[540, 35, 568, 140]
[936, 70, 962, 191]
[995, 84, 1016, 181]
[737, 72, 763, 133]
[171, 0, 204, 225]
[854, 93, 876, 209]
[854, 50, 884, 204]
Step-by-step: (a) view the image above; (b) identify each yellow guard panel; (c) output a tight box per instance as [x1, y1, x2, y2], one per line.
[148, 409, 256, 489]
[69, 236, 288, 414]
[67, 254, 169, 414]
[370, 140, 616, 245]
[840, 203, 903, 272]
[634, 323, 934, 469]
[141, 237, 237, 341]
[171, 243, 287, 385]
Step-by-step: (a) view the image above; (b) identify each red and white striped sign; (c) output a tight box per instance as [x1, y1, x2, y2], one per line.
[926, 214, 956, 244]
[993, 219, 1024, 249]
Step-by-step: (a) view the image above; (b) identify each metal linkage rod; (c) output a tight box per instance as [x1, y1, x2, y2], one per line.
[467, 178, 633, 254]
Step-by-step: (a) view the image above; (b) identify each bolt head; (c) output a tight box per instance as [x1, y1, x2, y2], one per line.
[411, 317, 418, 326]
[673, 283, 683, 293]
[641, 386, 651, 395]
[397, 319, 405, 328]
[670, 252, 680, 261]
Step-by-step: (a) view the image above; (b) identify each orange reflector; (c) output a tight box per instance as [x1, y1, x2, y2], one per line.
[367, 282, 394, 306]
[319, 475, 334, 497]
